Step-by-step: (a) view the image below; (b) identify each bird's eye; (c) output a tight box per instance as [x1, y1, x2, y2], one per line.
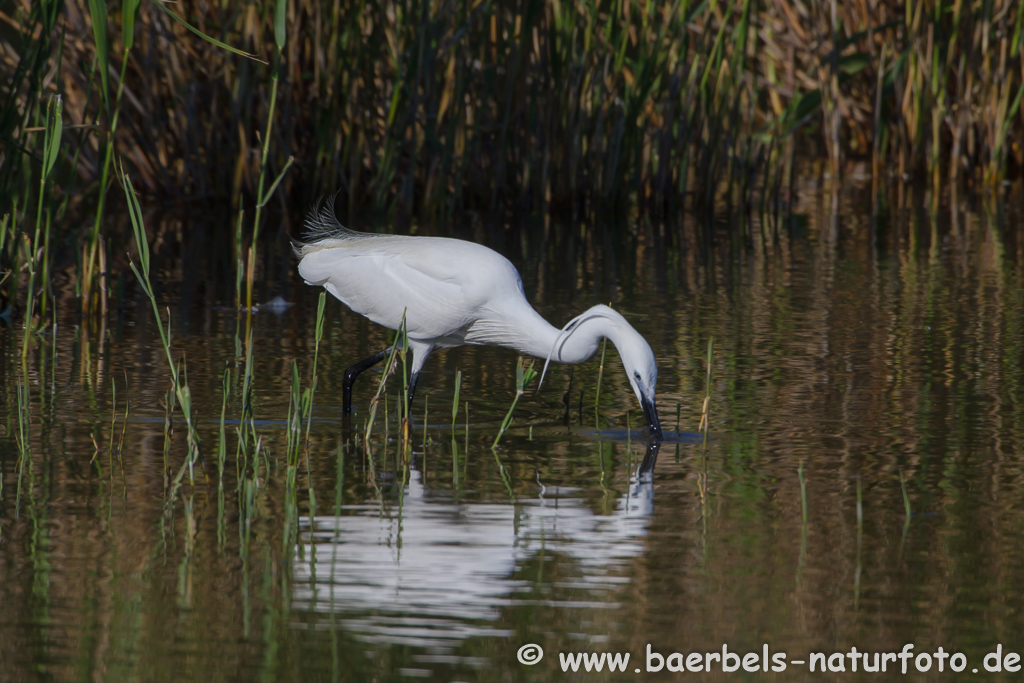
[633, 372, 641, 381]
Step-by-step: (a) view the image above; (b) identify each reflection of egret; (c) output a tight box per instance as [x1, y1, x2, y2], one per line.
[294, 198, 662, 440]
[638, 440, 660, 481]
[292, 449, 657, 648]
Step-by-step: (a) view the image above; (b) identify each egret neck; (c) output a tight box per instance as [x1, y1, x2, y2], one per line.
[466, 301, 663, 441]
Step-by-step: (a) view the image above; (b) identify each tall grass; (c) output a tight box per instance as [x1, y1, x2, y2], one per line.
[492, 358, 538, 449]
[2, 0, 1015, 222]
[20, 94, 61, 362]
[285, 293, 327, 475]
[123, 166, 202, 491]
[363, 325, 406, 445]
[284, 288, 327, 528]
[2, 1, 1021, 314]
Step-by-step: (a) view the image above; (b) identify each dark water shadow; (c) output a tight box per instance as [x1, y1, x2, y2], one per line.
[579, 428, 704, 444]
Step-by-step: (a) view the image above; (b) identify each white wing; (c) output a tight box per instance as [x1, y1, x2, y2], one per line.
[298, 235, 522, 342]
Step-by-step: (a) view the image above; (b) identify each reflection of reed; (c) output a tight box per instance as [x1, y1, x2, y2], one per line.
[5, 189, 1024, 680]
[293, 465, 654, 648]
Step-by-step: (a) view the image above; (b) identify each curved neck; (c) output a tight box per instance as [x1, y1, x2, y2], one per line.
[497, 304, 624, 364]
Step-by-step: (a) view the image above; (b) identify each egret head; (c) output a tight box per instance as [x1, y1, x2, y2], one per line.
[542, 304, 663, 441]
[618, 324, 663, 443]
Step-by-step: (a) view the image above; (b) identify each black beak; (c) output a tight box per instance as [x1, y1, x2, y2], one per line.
[641, 395, 663, 442]
[638, 440, 661, 479]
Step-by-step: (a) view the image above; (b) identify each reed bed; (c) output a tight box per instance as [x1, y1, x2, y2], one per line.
[0, 0, 1022, 320]
[4, 0, 1023, 215]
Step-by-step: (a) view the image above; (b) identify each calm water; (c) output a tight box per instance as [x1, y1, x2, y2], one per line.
[3, 182, 1024, 681]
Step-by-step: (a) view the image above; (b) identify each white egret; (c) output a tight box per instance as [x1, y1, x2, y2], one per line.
[294, 198, 663, 441]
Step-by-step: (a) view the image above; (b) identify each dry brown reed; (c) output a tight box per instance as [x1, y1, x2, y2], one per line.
[0, 0, 1021, 317]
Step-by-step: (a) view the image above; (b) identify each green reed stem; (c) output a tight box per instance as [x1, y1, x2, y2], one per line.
[23, 94, 61, 361]
[246, 59, 283, 318]
[107, 376, 117, 467]
[233, 209, 245, 310]
[699, 337, 714, 453]
[399, 321, 410, 431]
[451, 370, 462, 432]
[492, 449, 516, 500]
[899, 469, 911, 519]
[15, 380, 30, 461]
[594, 338, 608, 410]
[797, 460, 808, 586]
[116, 372, 129, 492]
[422, 397, 429, 451]
[286, 360, 302, 464]
[122, 166, 201, 481]
[899, 469, 912, 555]
[219, 368, 230, 486]
[0, 214, 10, 271]
[84, 0, 138, 315]
[856, 475, 863, 542]
[364, 318, 406, 444]
[799, 461, 808, 526]
[240, 325, 255, 425]
[162, 388, 174, 490]
[451, 434, 461, 489]
[302, 292, 328, 456]
[492, 358, 538, 449]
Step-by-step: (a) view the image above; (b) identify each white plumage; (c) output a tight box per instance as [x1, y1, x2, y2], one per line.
[295, 199, 663, 440]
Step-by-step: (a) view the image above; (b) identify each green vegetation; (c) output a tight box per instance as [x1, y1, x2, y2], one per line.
[2, 0, 1023, 322]
[124, 167, 201, 492]
[492, 356, 539, 448]
[451, 369, 462, 432]
[0, 5, 1023, 669]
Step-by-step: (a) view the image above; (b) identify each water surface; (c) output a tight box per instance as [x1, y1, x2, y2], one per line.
[3, 185, 1024, 681]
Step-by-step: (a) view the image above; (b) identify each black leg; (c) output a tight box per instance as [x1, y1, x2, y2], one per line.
[343, 348, 390, 414]
[407, 371, 420, 409]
